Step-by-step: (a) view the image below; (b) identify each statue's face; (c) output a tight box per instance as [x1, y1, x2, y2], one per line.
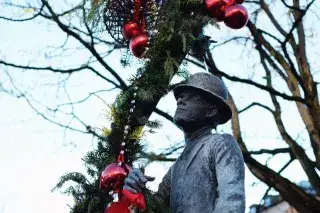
[173, 88, 215, 129]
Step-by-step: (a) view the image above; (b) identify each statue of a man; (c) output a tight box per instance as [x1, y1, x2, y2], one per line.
[124, 72, 245, 213]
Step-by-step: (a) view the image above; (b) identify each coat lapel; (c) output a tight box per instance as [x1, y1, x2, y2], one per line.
[183, 135, 211, 173]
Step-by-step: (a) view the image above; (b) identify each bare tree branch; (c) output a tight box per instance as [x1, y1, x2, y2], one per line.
[259, 0, 288, 37]
[211, 36, 253, 49]
[39, 0, 128, 89]
[247, 21, 307, 96]
[258, 29, 283, 44]
[0, 60, 121, 88]
[283, 0, 316, 45]
[239, 102, 274, 114]
[248, 15, 320, 167]
[0, 4, 44, 22]
[201, 47, 320, 208]
[228, 84, 320, 211]
[257, 158, 296, 212]
[153, 108, 174, 123]
[2, 68, 100, 137]
[249, 148, 291, 155]
[259, 46, 320, 195]
[144, 153, 177, 162]
[259, 46, 288, 81]
[202, 53, 306, 103]
[54, 88, 117, 111]
[0, 60, 177, 138]
[279, 0, 304, 11]
[160, 143, 185, 156]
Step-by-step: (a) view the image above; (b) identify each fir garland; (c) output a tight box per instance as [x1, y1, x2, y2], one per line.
[54, 0, 217, 212]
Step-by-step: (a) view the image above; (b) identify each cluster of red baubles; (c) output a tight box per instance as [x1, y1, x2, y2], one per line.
[100, 163, 147, 213]
[204, 0, 248, 29]
[122, 22, 148, 58]
[122, 0, 248, 58]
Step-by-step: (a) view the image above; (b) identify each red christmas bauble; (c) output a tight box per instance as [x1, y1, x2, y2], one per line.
[129, 33, 148, 58]
[105, 195, 131, 213]
[204, 0, 235, 21]
[224, 4, 249, 29]
[100, 163, 132, 192]
[123, 189, 147, 211]
[122, 21, 140, 40]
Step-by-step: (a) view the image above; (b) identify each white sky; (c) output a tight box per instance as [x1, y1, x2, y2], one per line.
[0, 1, 319, 213]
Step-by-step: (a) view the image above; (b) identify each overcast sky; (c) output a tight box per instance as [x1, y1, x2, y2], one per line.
[0, 1, 319, 213]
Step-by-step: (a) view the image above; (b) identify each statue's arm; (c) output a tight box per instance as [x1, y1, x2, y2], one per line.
[212, 134, 245, 213]
[156, 166, 172, 207]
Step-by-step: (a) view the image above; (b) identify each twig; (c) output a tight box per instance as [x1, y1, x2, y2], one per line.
[239, 102, 274, 114]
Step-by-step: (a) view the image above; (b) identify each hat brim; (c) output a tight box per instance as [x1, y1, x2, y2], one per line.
[173, 84, 232, 125]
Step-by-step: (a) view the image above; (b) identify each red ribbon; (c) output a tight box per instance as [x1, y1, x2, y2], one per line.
[123, 189, 147, 211]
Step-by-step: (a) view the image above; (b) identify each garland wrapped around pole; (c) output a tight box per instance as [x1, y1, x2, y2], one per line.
[99, 0, 211, 211]
[53, 0, 250, 212]
[98, 0, 215, 210]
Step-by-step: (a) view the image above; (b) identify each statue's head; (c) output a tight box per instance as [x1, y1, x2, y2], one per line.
[173, 72, 232, 131]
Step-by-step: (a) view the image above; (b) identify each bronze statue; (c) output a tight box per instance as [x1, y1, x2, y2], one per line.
[124, 72, 245, 213]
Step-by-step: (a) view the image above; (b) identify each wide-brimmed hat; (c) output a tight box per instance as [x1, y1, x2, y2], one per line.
[173, 72, 232, 124]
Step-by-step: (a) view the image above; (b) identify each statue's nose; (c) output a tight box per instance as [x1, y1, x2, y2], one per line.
[177, 97, 185, 106]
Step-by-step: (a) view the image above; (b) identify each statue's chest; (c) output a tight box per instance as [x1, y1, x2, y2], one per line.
[170, 141, 218, 211]
[172, 145, 215, 185]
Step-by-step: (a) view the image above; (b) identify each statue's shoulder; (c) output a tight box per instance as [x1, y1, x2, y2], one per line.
[208, 132, 236, 142]
[207, 133, 239, 149]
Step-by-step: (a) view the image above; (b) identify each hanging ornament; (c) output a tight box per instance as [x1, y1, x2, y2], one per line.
[122, 21, 141, 40]
[123, 189, 147, 211]
[235, 0, 245, 4]
[129, 33, 149, 58]
[103, 0, 133, 47]
[105, 195, 132, 213]
[204, 0, 235, 21]
[224, 4, 248, 29]
[102, 0, 164, 57]
[100, 163, 132, 193]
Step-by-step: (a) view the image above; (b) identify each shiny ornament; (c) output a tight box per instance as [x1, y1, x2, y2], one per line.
[100, 163, 132, 192]
[105, 195, 132, 213]
[122, 22, 141, 40]
[235, 0, 244, 3]
[224, 4, 249, 29]
[123, 189, 147, 211]
[204, 0, 235, 21]
[129, 33, 148, 58]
